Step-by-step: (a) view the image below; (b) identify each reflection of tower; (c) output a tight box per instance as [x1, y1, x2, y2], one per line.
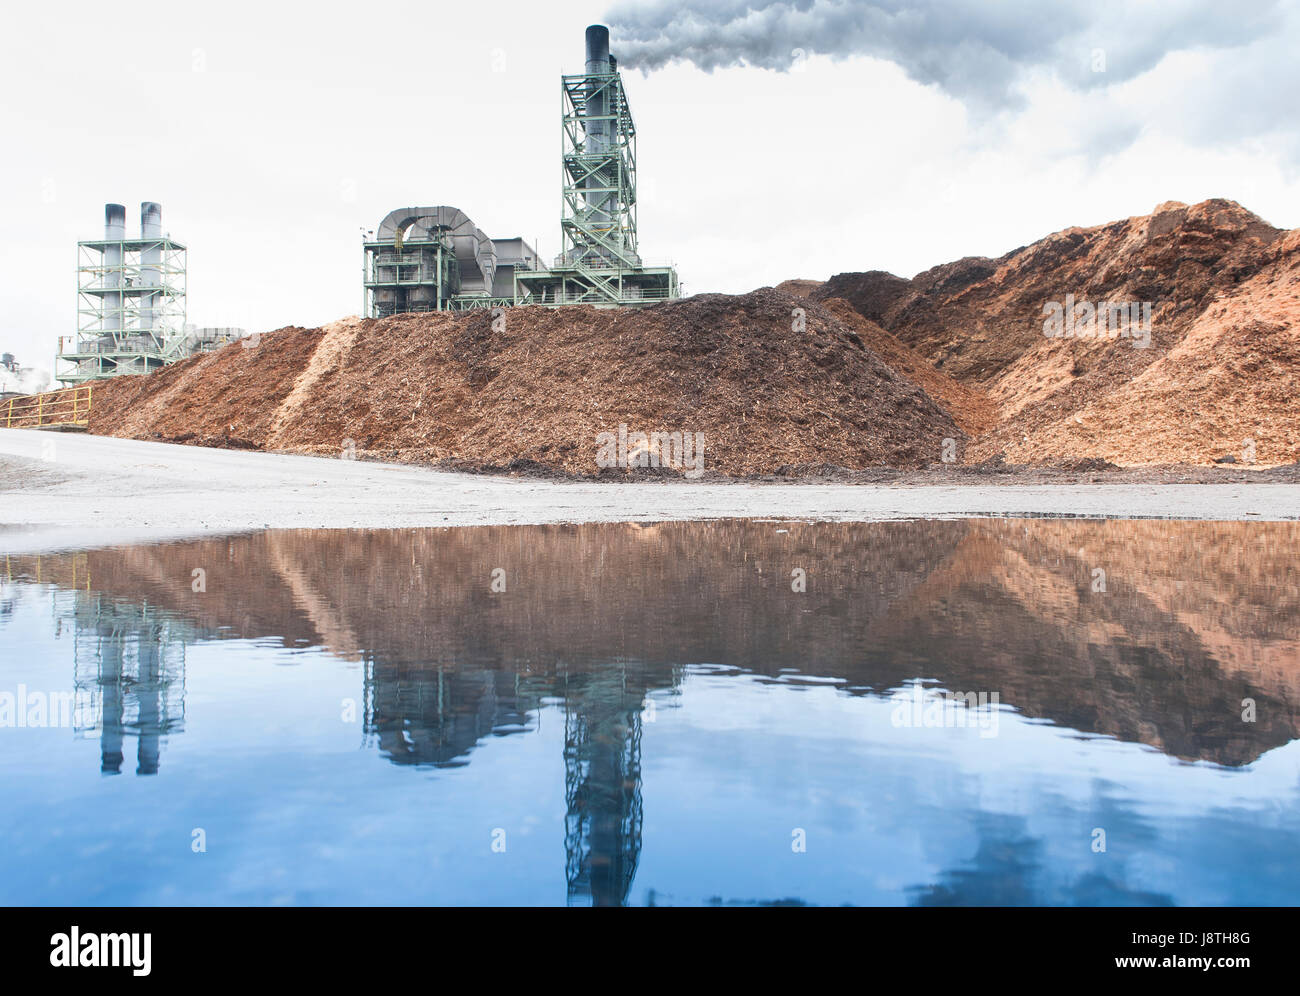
[363, 659, 539, 766]
[361, 653, 670, 906]
[66, 592, 187, 775]
[562, 666, 645, 907]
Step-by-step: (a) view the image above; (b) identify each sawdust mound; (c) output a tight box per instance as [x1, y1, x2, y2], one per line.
[817, 298, 999, 437]
[772, 278, 823, 298]
[88, 327, 322, 445]
[825, 199, 1300, 466]
[811, 269, 916, 326]
[64, 199, 1300, 471]
[87, 290, 963, 477]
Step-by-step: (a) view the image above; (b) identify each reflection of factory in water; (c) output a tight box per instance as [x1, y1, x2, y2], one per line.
[54, 585, 188, 776]
[18, 516, 1300, 905]
[50, 573, 661, 905]
[363, 654, 676, 906]
[35, 550, 671, 905]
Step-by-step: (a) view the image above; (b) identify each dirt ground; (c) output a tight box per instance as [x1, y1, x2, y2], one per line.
[347, 454, 1300, 485]
[4, 431, 1296, 558]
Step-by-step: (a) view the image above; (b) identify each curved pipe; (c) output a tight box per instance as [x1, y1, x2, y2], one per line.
[376, 205, 497, 294]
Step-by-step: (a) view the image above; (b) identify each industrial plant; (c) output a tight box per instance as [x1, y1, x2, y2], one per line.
[48, 23, 678, 395]
[1, 21, 681, 423]
[54, 202, 244, 388]
[0, 352, 48, 403]
[2, 0, 1299, 932]
[56, 202, 187, 386]
[363, 25, 679, 316]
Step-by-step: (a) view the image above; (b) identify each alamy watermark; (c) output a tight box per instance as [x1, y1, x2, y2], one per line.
[596, 424, 705, 478]
[50, 927, 151, 976]
[1, 685, 82, 728]
[1043, 295, 1152, 349]
[890, 684, 1001, 738]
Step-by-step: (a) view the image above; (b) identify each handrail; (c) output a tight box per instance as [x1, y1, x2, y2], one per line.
[4, 385, 93, 429]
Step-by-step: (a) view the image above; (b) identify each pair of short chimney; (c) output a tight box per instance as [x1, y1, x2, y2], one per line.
[104, 201, 161, 240]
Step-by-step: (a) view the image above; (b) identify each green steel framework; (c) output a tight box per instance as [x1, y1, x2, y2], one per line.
[361, 236, 518, 316]
[564, 69, 638, 267]
[362, 236, 450, 316]
[65, 588, 188, 753]
[515, 68, 678, 307]
[362, 59, 679, 315]
[58, 237, 188, 386]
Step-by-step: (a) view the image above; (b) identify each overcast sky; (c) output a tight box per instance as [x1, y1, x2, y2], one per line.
[2, 0, 1297, 377]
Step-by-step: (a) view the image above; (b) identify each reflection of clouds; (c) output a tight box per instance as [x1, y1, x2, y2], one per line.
[638, 676, 1300, 906]
[909, 814, 1178, 907]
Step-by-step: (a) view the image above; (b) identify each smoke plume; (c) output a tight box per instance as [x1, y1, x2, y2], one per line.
[0, 364, 51, 396]
[606, 0, 1284, 109]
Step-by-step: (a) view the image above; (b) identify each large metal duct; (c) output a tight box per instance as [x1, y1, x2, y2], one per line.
[140, 201, 162, 334]
[103, 204, 126, 336]
[376, 206, 498, 295]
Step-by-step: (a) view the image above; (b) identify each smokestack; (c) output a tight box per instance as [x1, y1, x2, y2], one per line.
[583, 25, 613, 255]
[140, 202, 163, 333]
[141, 201, 162, 238]
[585, 23, 612, 155]
[104, 204, 126, 333]
[105, 203, 126, 239]
[585, 24, 610, 74]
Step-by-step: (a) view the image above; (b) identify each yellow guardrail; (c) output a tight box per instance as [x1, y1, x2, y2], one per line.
[4, 384, 93, 429]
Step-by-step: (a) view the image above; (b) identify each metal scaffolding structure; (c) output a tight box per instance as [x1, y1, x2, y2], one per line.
[363, 234, 461, 317]
[57, 203, 189, 386]
[362, 206, 540, 318]
[516, 25, 678, 307]
[562, 665, 645, 907]
[363, 25, 678, 315]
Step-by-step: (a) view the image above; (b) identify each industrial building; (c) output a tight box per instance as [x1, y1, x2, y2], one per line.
[57, 202, 188, 386]
[180, 326, 247, 354]
[363, 25, 678, 316]
[53, 23, 677, 392]
[1, 353, 29, 402]
[362, 207, 540, 316]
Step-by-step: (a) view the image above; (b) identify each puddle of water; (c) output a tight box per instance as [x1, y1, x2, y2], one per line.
[1, 519, 1298, 906]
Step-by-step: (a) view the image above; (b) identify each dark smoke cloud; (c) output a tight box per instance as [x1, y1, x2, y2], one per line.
[605, 0, 1286, 110]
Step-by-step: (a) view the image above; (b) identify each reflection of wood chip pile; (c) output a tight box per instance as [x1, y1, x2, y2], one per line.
[85, 291, 963, 477]
[43, 197, 1300, 476]
[17, 517, 1300, 766]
